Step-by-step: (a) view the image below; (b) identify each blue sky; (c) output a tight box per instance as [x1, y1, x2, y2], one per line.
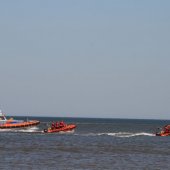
[0, 0, 170, 119]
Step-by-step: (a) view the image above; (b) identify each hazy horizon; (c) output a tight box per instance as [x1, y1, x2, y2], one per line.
[0, 0, 170, 119]
[4, 113, 170, 121]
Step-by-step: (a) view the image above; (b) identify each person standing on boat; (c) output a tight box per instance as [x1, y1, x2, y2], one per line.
[55, 121, 59, 129]
[59, 121, 65, 128]
[164, 125, 170, 133]
[51, 122, 55, 129]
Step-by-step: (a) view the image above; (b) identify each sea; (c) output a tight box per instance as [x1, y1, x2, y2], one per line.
[0, 116, 170, 170]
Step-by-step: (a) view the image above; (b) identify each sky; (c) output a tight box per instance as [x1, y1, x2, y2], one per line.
[0, 0, 170, 119]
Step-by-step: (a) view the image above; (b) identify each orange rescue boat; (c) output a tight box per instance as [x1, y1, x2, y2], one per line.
[0, 110, 40, 129]
[0, 120, 40, 129]
[44, 124, 76, 133]
[156, 125, 170, 136]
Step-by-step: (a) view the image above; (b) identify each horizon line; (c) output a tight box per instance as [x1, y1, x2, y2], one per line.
[6, 115, 170, 121]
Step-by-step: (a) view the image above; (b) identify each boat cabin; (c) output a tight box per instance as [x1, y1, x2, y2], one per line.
[0, 110, 7, 124]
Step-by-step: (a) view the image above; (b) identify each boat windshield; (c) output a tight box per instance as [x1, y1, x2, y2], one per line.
[0, 116, 6, 120]
[0, 110, 7, 121]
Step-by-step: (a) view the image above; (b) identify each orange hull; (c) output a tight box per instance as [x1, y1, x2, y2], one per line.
[156, 124, 170, 136]
[44, 124, 76, 133]
[0, 120, 40, 129]
[156, 133, 170, 136]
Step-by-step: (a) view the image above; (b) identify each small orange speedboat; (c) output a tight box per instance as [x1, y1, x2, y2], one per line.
[0, 110, 40, 129]
[44, 124, 76, 133]
[156, 125, 170, 136]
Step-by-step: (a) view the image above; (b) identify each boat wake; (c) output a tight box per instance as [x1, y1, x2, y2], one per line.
[76, 132, 155, 137]
[16, 126, 43, 133]
[102, 132, 155, 137]
[0, 126, 43, 133]
[58, 130, 75, 134]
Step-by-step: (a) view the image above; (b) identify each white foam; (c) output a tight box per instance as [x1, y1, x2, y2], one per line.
[0, 126, 42, 133]
[17, 126, 40, 133]
[99, 132, 155, 137]
[59, 130, 75, 134]
[77, 132, 155, 137]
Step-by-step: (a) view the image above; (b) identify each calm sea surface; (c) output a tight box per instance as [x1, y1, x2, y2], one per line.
[0, 117, 170, 170]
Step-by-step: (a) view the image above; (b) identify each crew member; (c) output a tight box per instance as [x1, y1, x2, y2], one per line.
[51, 122, 55, 129]
[59, 121, 65, 128]
[55, 121, 59, 129]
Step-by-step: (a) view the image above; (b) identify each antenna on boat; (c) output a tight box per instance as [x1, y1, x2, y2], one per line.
[0, 109, 4, 116]
[0, 106, 5, 115]
[0, 106, 2, 113]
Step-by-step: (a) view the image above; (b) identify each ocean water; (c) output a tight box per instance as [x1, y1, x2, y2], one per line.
[0, 117, 170, 170]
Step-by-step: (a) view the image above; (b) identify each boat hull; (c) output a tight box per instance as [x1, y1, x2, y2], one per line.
[0, 120, 40, 129]
[44, 124, 76, 133]
[156, 133, 170, 136]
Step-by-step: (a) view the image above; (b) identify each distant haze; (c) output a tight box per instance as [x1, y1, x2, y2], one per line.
[0, 1, 170, 119]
